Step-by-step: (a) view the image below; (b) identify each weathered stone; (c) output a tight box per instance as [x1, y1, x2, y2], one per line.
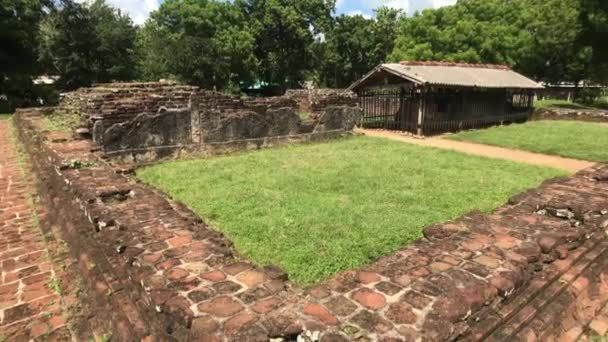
[303, 304, 339, 326]
[236, 270, 266, 287]
[262, 313, 303, 338]
[402, 290, 432, 309]
[251, 297, 282, 314]
[201, 271, 226, 282]
[191, 316, 220, 336]
[212, 281, 242, 294]
[538, 235, 559, 254]
[223, 312, 257, 336]
[188, 288, 216, 303]
[375, 281, 401, 296]
[325, 296, 358, 317]
[351, 310, 393, 334]
[386, 303, 417, 324]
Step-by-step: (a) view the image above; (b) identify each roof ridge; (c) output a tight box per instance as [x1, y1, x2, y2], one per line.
[399, 61, 511, 70]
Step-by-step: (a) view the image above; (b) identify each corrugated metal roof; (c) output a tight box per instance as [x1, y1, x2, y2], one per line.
[349, 62, 543, 90]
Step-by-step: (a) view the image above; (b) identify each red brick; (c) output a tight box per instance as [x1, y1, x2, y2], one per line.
[236, 270, 266, 287]
[192, 316, 219, 336]
[165, 267, 189, 281]
[351, 288, 387, 310]
[251, 297, 282, 314]
[223, 312, 257, 335]
[358, 271, 381, 284]
[168, 235, 192, 248]
[303, 304, 339, 326]
[386, 303, 417, 324]
[201, 271, 226, 282]
[223, 262, 251, 275]
[198, 296, 243, 317]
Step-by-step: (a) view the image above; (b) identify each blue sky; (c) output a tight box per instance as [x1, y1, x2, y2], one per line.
[101, 0, 457, 25]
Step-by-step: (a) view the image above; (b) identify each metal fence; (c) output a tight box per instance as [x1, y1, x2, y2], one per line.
[358, 87, 533, 136]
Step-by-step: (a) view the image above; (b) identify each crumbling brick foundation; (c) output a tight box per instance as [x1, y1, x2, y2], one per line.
[52, 83, 361, 163]
[13, 106, 608, 341]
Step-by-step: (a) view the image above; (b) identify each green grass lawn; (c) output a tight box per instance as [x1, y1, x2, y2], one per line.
[534, 99, 592, 110]
[447, 121, 608, 162]
[0, 113, 11, 121]
[137, 137, 565, 285]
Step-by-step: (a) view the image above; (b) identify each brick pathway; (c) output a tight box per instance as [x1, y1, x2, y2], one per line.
[361, 129, 596, 173]
[0, 120, 71, 341]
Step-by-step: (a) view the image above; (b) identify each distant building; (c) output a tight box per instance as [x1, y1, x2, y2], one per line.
[349, 61, 543, 136]
[536, 82, 606, 101]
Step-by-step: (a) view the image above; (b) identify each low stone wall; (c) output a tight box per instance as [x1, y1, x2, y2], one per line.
[48, 83, 361, 163]
[285, 89, 358, 116]
[534, 106, 608, 123]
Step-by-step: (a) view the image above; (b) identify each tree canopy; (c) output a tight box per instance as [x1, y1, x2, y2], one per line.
[0, 0, 606, 101]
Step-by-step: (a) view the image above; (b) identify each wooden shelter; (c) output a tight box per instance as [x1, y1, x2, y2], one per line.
[348, 61, 543, 135]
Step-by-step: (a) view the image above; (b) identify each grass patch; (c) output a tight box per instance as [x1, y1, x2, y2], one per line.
[41, 111, 80, 133]
[298, 111, 313, 121]
[534, 99, 592, 110]
[137, 136, 564, 285]
[447, 120, 608, 162]
[0, 113, 11, 121]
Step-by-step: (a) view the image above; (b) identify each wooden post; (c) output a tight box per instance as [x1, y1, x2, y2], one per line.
[417, 87, 425, 136]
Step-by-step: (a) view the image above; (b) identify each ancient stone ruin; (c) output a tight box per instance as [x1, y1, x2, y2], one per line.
[57, 82, 360, 162]
[534, 106, 608, 123]
[9, 101, 608, 341]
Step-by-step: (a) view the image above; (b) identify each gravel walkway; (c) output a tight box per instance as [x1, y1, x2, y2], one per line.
[361, 129, 596, 173]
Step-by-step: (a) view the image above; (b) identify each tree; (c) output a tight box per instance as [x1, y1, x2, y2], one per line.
[0, 0, 50, 107]
[38, 0, 138, 89]
[315, 8, 401, 88]
[139, 0, 257, 90]
[389, 0, 599, 84]
[580, 0, 608, 82]
[90, 0, 138, 82]
[235, 0, 336, 90]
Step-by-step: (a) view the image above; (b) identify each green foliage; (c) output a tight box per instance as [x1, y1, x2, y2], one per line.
[236, 0, 336, 89]
[0, 0, 50, 107]
[38, 0, 137, 89]
[534, 99, 590, 110]
[448, 121, 608, 162]
[138, 0, 257, 89]
[137, 136, 563, 285]
[41, 112, 80, 132]
[315, 7, 402, 87]
[389, 0, 604, 84]
[90, 0, 138, 82]
[48, 276, 63, 296]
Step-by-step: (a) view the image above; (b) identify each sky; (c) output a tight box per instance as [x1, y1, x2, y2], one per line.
[102, 0, 458, 25]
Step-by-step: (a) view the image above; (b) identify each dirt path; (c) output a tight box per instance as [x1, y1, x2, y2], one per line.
[0, 120, 72, 341]
[360, 129, 596, 173]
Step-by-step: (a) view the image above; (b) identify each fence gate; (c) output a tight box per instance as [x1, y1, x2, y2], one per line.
[358, 87, 418, 134]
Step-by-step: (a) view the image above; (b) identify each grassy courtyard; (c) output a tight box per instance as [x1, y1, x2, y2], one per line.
[137, 136, 565, 285]
[447, 121, 608, 162]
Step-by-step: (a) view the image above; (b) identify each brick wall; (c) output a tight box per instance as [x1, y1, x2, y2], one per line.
[51, 83, 361, 162]
[285, 89, 358, 116]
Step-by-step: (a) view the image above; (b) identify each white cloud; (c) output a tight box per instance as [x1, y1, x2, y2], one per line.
[346, 10, 372, 19]
[106, 0, 159, 25]
[337, 0, 457, 17]
[76, 0, 159, 25]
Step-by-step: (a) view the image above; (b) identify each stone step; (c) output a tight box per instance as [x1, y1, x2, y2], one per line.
[479, 237, 608, 341]
[463, 234, 608, 341]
